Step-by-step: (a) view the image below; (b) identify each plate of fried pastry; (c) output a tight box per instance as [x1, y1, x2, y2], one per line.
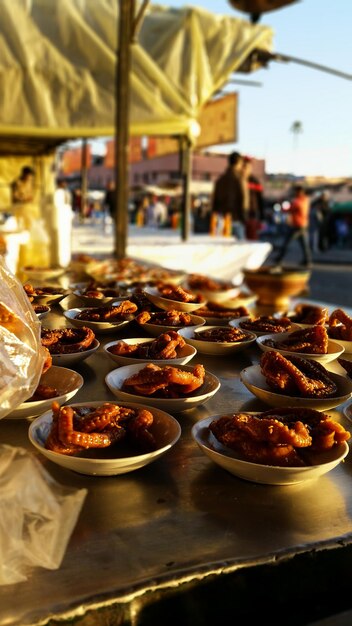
[240, 350, 352, 410]
[178, 325, 256, 355]
[192, 408, 350, 485]
[64, 300, 137, 333]
[41, 327, 100, 366]
[185, 273, 240, 304]
[143, 284, 206, 313]
[105, 362, 220, 412]
[9, 366, 84, 419]
[28, 400, 181, 476]
[135, 309, 206, 337]
[256, 325, 344, 364]
[104, 332, 197, 366]
[230, 315, 292, 337]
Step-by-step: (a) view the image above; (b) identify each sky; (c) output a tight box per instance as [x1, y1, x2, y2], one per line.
[161, 0, 352, 177]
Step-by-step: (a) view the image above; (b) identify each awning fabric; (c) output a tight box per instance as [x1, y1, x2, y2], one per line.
[0, 0, 274, 153]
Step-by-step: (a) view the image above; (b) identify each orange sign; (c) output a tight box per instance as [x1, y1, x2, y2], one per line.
[196, 93, 238, 149]
[147, 136, 179, 159]
[105, 137, 142, 167]
[61, 146, 92, 174]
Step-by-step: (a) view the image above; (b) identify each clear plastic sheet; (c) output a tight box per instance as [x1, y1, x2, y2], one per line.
[0, 258, 46, 418]
[0, 445, 87, 585]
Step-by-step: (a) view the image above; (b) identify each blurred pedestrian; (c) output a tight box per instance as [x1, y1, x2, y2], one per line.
[104, 180, 116, 220]
[242, 156, 264, 240]
[11, 165, 37, 229]
[273, 184, 312, 268]
[211, 151, 246, 239]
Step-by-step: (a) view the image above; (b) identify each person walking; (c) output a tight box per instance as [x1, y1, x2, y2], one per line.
[210, 151, 247, 239]
[273, 184, 312, 268]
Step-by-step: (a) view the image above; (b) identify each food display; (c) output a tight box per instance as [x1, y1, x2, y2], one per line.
[285, 303, 329, 325]
[262, 325, 329, 354]
[41, 327, 96, 354]
[260, 351, 337, 398]
[239, 315, 292, 333]
[74, 300, 137, 322]
[108, 332, 186, 360]
[122, 362, 205, 397]
[209, 408, 350, 467]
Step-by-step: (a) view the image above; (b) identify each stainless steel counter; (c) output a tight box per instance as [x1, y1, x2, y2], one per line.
[1, 298, 352, 626]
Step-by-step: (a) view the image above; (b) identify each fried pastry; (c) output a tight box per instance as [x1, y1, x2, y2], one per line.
[328, 308, 352, 341]
[240, 315, 291, 333]
[135, 309, 194, 327]
[196, 304, 249, 319]
[41, 327, 96, 354]
[157, 284, 204, 303]
[75, 300, 137, 322]
[288, 303, 329, 325]
[209, 407, 350, 467]
[45, 402, 156, 455]
[196, 327, 249, 343]
[262, 325, 329, 354]
[187, 274, 233, 291]
[122, 362, 205, 397]
[260, 351, 337, 398]
[108, 331, 185, 360]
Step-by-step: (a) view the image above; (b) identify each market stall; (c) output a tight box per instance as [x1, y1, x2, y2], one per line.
[1, 261, 352, 625]
[0, 0, 274, 260]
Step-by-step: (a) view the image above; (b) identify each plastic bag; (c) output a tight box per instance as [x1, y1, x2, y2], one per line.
[0, 445, 87, 585]
[0, 257, 46, 418]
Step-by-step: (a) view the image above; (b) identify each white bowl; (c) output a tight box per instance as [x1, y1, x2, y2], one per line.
[192, 415, 349, 486]
[35, 305, 51, 320]
[256, 332, 345, 364]
[72, 289, 130, 307]
[28, 401, 181, 476]
[327, 334, 352, 355]
[51, 339, 100, 367]
[136, 313, 206, 338]
[105, 362, 220, 413]
[104, 338, 197, 367]
[22, 267, 66, 281]
[240, 364, 352, 411]
[185, 282, 240, 305]
[8, 366, 84, 420]
[143, 286, 206, 313]
[64, 307, 133, 334]
[178, 326, 256, 356]
[28, 291, 69, 306]
[218, 293, 257, 310]
[193, 303, 253, 326]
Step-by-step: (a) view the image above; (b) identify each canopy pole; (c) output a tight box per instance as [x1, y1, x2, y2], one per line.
[114, 0, 135, 259]
[81, 138, 88, 221]
[179, 136, 192, 241]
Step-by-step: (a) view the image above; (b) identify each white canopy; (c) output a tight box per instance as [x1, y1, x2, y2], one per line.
[0, 0, 274, 153]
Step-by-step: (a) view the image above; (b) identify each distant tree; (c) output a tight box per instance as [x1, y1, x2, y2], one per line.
[290, 120, 303, 149]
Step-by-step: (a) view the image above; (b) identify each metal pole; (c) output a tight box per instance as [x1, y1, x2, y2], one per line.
[179, 136, 192, 241]
[81, 138, 88, 220]
[114, 0, 134, 259]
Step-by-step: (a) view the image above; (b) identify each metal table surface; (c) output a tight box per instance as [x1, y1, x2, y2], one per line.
[1, 297, 352, 626]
